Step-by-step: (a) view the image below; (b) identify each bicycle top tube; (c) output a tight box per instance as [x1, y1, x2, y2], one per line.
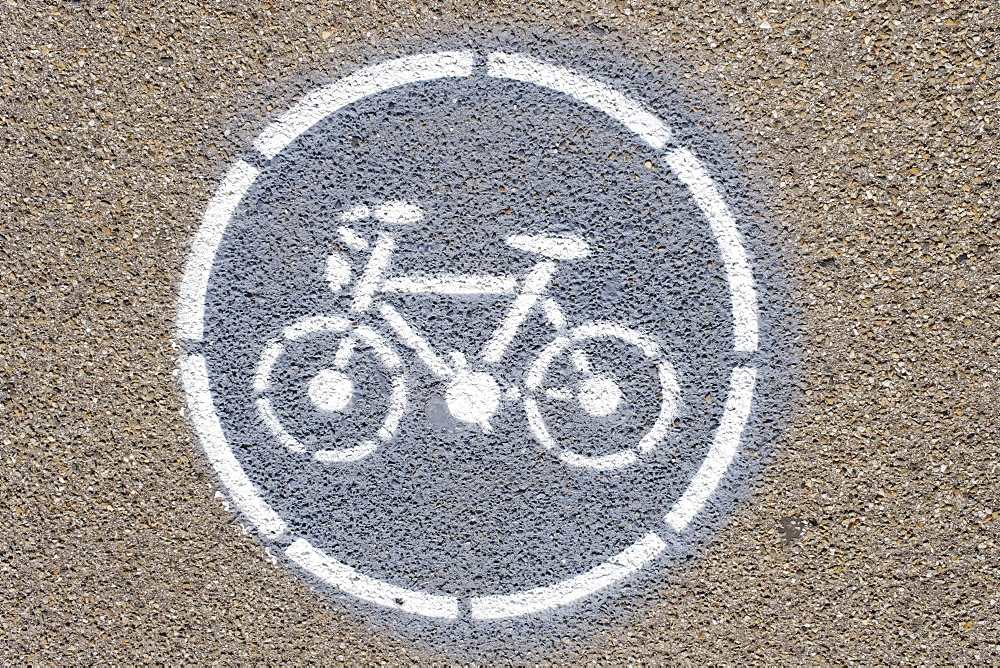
[347, 228, 591, 309]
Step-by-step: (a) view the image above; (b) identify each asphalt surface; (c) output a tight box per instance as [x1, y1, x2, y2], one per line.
[2, 0, 998, 663]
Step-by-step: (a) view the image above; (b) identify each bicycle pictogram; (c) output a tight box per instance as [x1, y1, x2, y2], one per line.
[177, 48, 772, 630]
[253, 200, 679, 471]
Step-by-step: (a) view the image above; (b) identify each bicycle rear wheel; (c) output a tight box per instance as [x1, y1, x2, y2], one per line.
[252, 315, 407, 463]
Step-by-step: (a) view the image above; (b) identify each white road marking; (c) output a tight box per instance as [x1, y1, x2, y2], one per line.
[577, 375, 621, 417]
[337, 225, 369, 251]
[637, 361, 681, 453]
[252, 340, 284, 392]
[282, 315, 351, 341]
[256, 397, 306, 454]
[666, 147, 759, 353]
[505, 233, 591, 260]
[177, 160, 259, 341]
[381, 274, 518, 295]
[523, 397, 554, 450]
[444, 371, 500, 433]
[378, 303, 452, 378]
[181, 50, 765, 621]
[180, 354, 287, 538]
[377, 376, 407, 442]
[481, 261, 557, 364]
[307, 369, 354, 412]
[571, 349, 592, 374]
[541, 297, 566, 331]
[254, 51, 474, 159]
[325, 252, 352, 292]
[665, 366, 756, 532]
[559, 448, 637, 471]
[333, 335, 356, 370]
[544, 388, 574, 401]
[487, 52, 673, 150]
[373, 200, 423, 225]
[339, 206, 371, 223]
[313, 440, 379, 463]
[286, 538, 459, 619]
[469, 531, 665, 619]
[351, 234, 394, 313]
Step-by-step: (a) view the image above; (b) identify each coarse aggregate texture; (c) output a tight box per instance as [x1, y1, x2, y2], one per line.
[1, 0, 998, 664]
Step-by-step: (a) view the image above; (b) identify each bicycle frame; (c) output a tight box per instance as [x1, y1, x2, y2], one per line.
[345, 228, 584, 382]
[254, 221, 677, 470]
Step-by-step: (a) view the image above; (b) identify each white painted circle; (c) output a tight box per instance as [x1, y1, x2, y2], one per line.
[578, 375, 622, 417]
[178, 50, 762, 623]
[308, 369, 354, 412]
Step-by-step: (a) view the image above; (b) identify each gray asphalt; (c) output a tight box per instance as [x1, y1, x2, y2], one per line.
[2, 0, 998, 663]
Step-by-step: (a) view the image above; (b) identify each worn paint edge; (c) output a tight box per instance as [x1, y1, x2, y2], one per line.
[179, 353, 287, 538]
[665, 366, 757, 532]
[486, 51, 673, 150]
[254, 51, 475, 159]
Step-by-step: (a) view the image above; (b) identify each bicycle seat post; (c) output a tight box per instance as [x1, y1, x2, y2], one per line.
[350, 233, 395, 313]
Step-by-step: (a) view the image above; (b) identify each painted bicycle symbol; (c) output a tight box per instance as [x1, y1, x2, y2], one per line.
[253, 200, 680, 471]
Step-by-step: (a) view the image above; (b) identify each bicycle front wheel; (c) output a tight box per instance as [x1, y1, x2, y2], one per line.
[523, 322, 679, 471]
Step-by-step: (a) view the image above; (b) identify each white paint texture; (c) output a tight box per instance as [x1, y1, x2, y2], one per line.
[325, 253, 352, 292]
[351, 233, 395, 313]
[308, 369, 354, 412]
[577, 375, 622, 417]
[180, 355, 287, 538]
[282, 315, 351, 341]
[666, 148, 759, 353]
[254, 52, 474, 159]
[337, 225, 369, 251]
[469, 532, 665, 618]
[381, 274, 518, 295]
[286, 538, 459, 618]
[252, 340, 284, 392]
[505, 233, 591, 260]
[665, 366, 757, 532]
[445, 371, 501, 432]
[177, 160, 259, 341]
[313, 440, 379, 463]
[373, 200, 424, 225]
[487, 52, 672, 149]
